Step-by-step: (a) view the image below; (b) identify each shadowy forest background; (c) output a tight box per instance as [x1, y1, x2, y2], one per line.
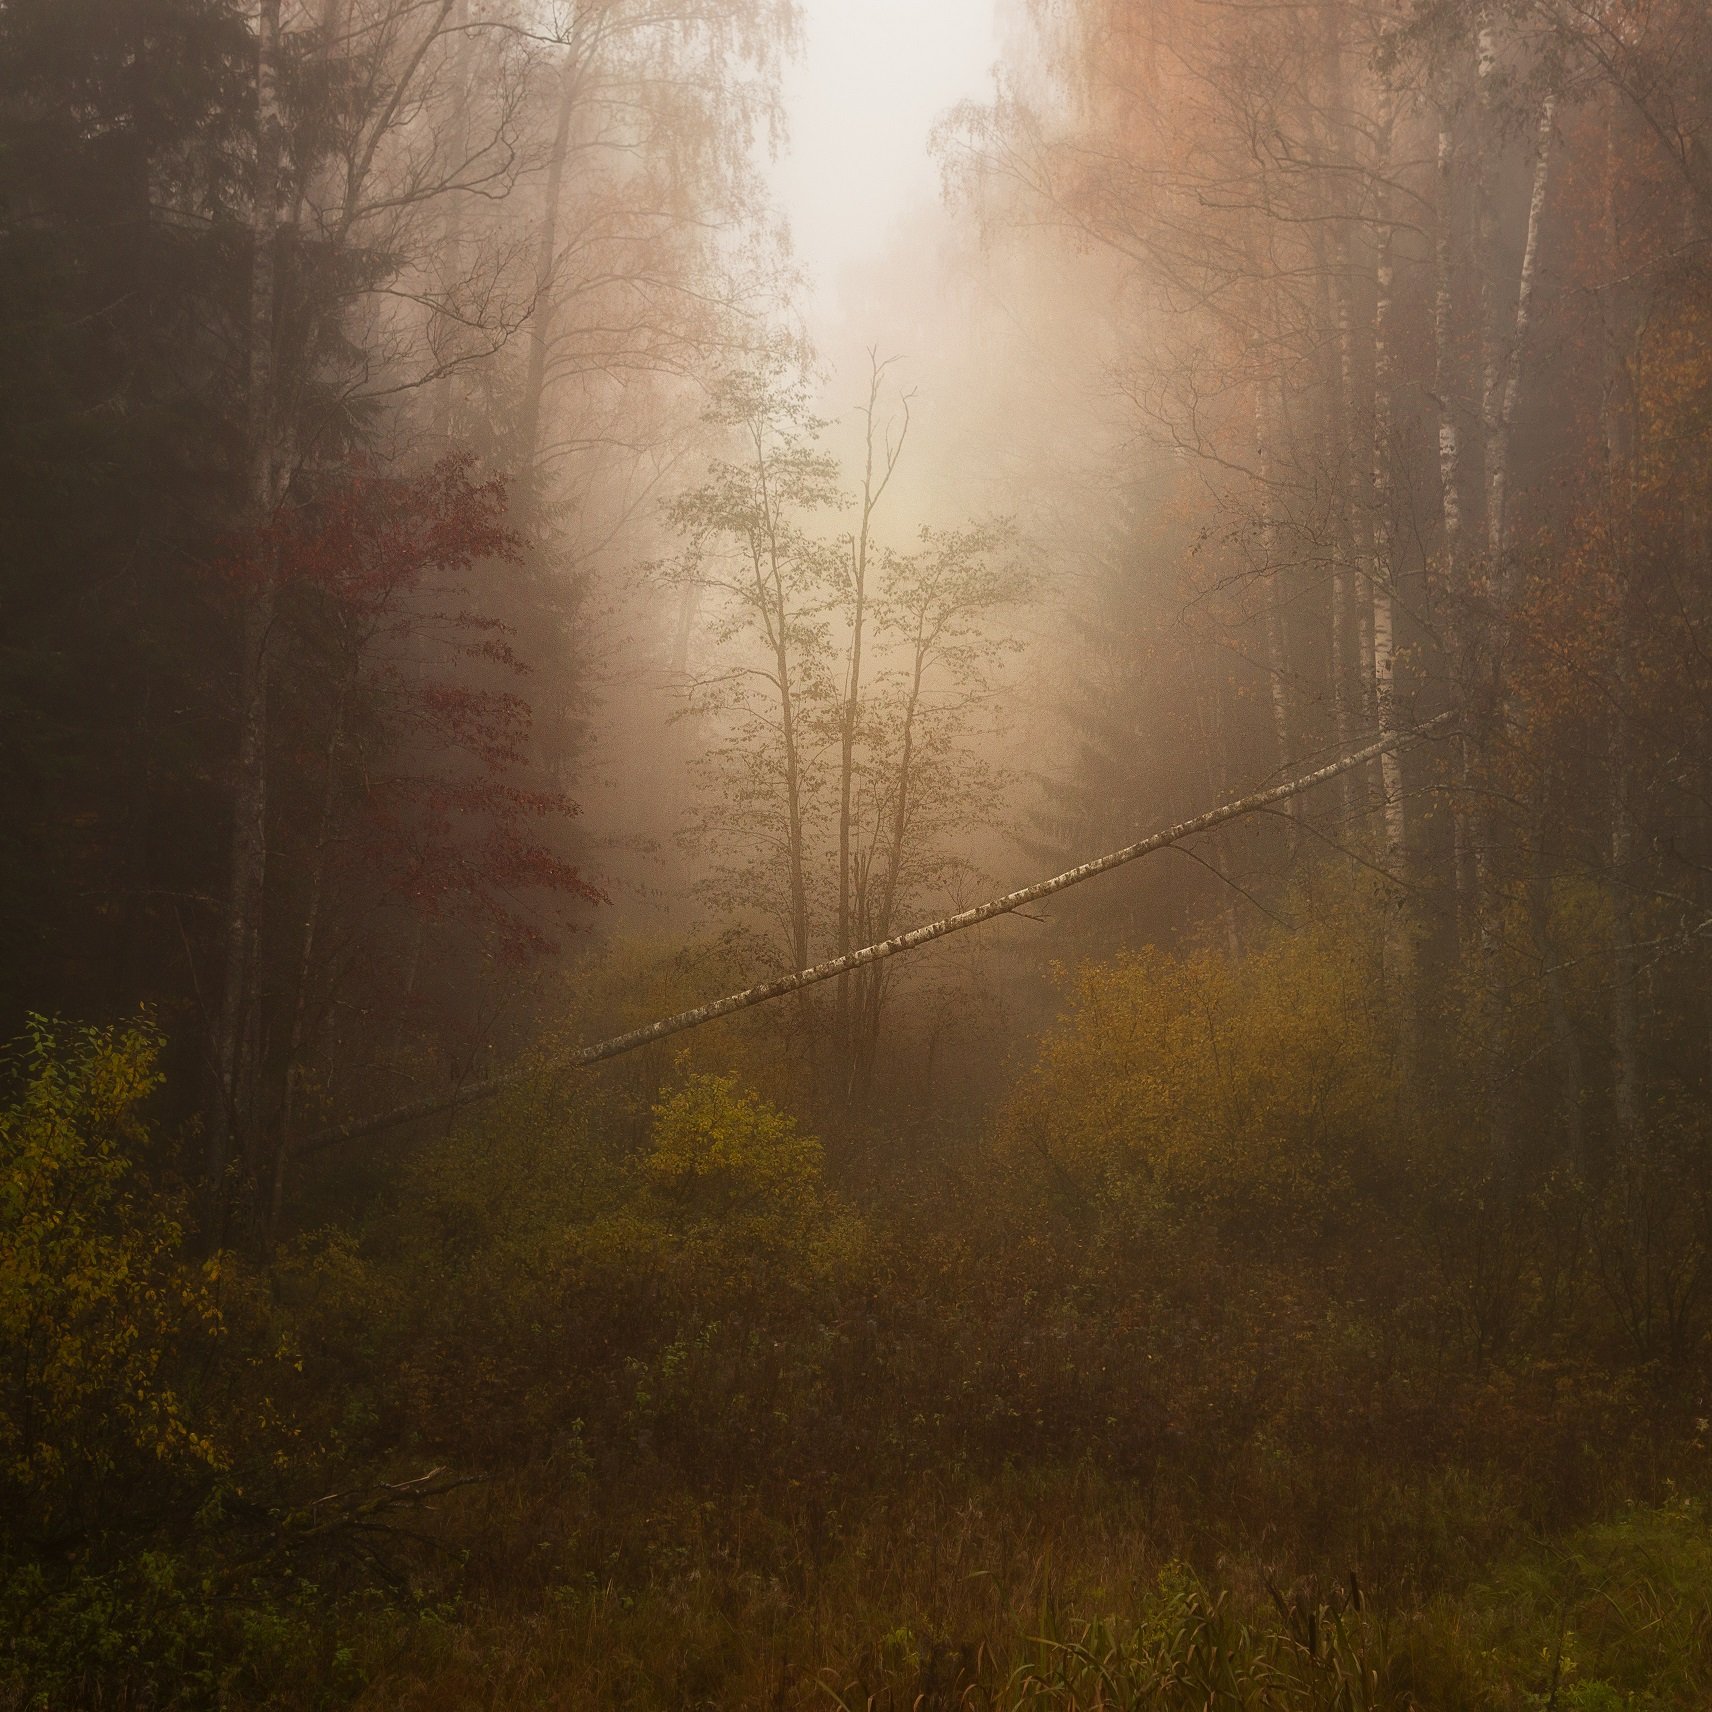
[5, 0, 1712, 1704]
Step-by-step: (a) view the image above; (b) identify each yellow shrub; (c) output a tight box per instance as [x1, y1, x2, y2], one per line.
[0, 1018, 225, 1529]
[645, 1071, 820, 1216]
[1001, 907, 1403, 1246]
[630, 1069, 861, 1289]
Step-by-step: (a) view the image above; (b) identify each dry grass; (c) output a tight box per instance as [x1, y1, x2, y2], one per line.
[328, 1466, 1451, 1710]
[312, 1477, 1712, 1712]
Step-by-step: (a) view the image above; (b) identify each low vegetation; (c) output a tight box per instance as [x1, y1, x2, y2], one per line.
[6, 889, 1709, 1707]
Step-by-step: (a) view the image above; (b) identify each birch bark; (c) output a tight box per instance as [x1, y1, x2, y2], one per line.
[1433, 120, 1479, 943]
[1368, 89, 1414, 1077]
[1368, 95, 1404, 868]
[836, 357, 908, 1066]
[1468, 14, 1558, 1156]
[1486, 94, 1559, 602]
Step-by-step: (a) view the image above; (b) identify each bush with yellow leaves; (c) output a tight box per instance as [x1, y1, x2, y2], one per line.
[638, 1068, 851, 1271]
[375, 1065, 863, 1470]
[0, 1017, 227, 1540]
[1000, 897, 1408, 1254]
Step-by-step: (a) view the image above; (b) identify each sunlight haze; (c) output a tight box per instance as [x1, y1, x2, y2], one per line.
[11, 0, 1712, 1700]
[770, 0, 998, 317]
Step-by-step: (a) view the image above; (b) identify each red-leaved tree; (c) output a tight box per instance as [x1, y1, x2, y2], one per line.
[214, 453, 602, 1230]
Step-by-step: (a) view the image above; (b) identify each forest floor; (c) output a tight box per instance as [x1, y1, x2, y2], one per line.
[311, 1471, 1712, 1709]
[10, 979, 1712, 1709]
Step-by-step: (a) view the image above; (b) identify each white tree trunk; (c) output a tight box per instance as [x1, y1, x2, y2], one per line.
[1486, 94, 1558, 600]
[1369, 97, 1404, 868]
[1433, 120, 1478, 943]
[1433, 126, 1465, 575]
[1368, 92, 1413, 1077]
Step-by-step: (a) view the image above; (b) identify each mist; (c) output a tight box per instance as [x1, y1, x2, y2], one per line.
[5, 0, 1712, 1703]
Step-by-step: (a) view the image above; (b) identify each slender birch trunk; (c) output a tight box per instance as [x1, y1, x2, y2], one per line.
[207, 0, 285, 1235]
[1469, 13, 1557, 1159]
[849, 626, 931, 1081]
[1432, 126, 1466, 581]
[429, 0, 472, 443]
[875, 614, 932, 940]
[1474, 7, 1557, 595]
[515, 32, 584, 482]
[1433, 120, 1478, 943]
[271, 682, 350, 1232]
[1313, 8, 1358, 823]
[1603, 93, 1641, 1149]
[1328, 228, 1360, 813]
[1487, 95, 1558, 603]
[750, 438, 812, 975]
[1369, 95, 1404, 869]
[770, 610, 812, 976]
[1321, 12, 1376, 764]
[1470, 10, 1508, 1156]
[1368, 90, 1415, 1077]
[1475, 6, 1503, 580]
[836, 359, 907, 1070]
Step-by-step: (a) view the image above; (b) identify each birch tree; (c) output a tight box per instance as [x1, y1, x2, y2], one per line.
[664, 353, 841, 978]
[663, 356, 1025, 1095]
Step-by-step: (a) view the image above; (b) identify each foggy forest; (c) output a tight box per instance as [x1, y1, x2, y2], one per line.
[5, 0, 1712, 1703]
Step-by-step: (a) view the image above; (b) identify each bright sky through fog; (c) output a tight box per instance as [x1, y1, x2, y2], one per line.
[770, 0, 998, 315]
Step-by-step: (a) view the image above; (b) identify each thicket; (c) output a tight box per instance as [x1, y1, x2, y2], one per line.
[5, 874, 1710, 1708]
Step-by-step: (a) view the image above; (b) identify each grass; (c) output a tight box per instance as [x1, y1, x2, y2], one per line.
[296, 1475, 1712, 1711]
[7, 1460, 1704, 1708]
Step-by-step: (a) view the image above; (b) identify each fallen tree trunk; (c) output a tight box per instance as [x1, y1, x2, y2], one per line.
[301, 710, 1456, 1153]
